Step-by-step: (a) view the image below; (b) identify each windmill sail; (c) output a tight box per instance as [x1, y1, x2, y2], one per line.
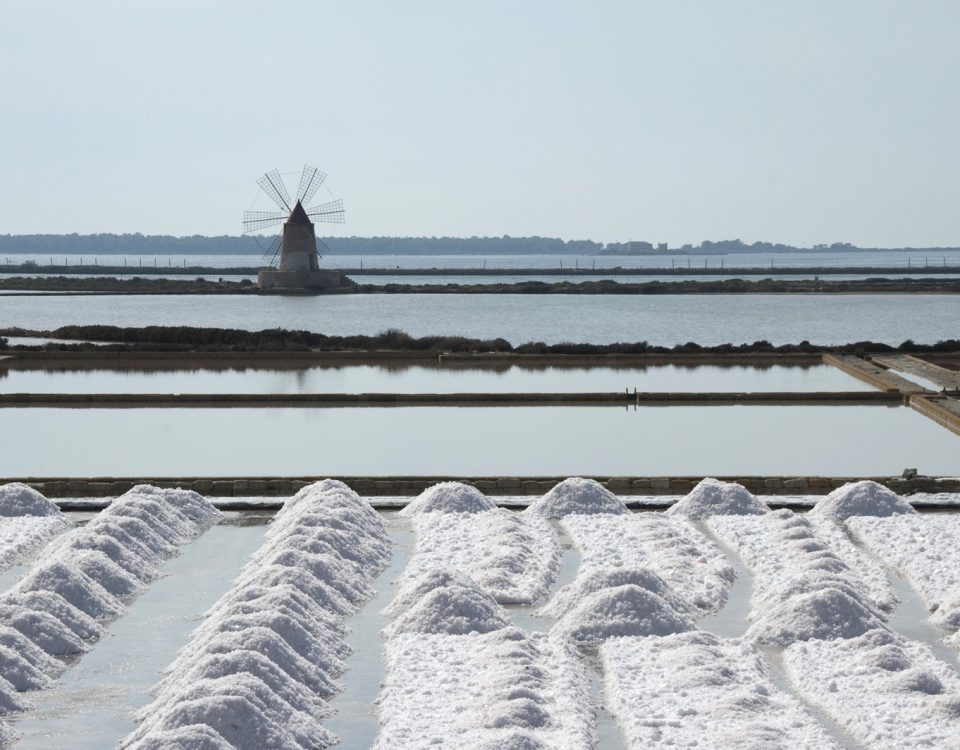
[297, 165, 327, 205]
[306, 199, 345, 224]
[256, 169, 292, 212]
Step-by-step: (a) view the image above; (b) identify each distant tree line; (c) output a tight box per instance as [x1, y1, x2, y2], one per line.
[2, 324, 957, 356]
[0, 234, 603, 256]
[1, 234, 958, 257]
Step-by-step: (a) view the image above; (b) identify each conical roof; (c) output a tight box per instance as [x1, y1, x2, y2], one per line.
[287, 200, 311, 225]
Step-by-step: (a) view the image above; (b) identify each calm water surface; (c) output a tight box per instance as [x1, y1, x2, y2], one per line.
[0, 405, 956, 477]
[0, 293, 956, 345]
[0, 364, 865, 394]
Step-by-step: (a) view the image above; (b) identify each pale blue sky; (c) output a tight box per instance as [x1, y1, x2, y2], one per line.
[1, 0, 958, 245]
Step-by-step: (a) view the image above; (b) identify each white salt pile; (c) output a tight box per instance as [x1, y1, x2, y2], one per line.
[849, 514, 960, 630]
[0, 483, 62, 518]
[538, 567, 700, 621]
[0, 483, 70, 572]
[785, 629, 960, 748]
[400, 509, 560, 604]
[399, 481, 497, 516]
[666, 477, 769, 519]
[526, 477, 628, 518]
[561, 513, 733, 613]
[0, 486, 220, 691]
[810, 480, 915, 520]
[552, 584, 697, 641]
[707, 510, 890, 645]
[375, 627, 595, 749]
[122, 481, 390, 750]
[602, 631, 842, 749]
[385, 573, 510, 636]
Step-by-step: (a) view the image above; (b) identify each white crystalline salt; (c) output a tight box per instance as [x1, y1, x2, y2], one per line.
[205, 585, 349, 642]
[747, 584, 888, 645]
[402, 510, 560, 605]
[66, 549, 145, 601]
[526, 477, 627, 518]
[386, 578, 510, 636]
[124, 724, 234, 750]
[252, 549, 373, 605]
[552, 584, 697, 641]
[708, 510, 889, 644]
[0, 604, 89, 656]
[382, 570, 467, 618]
[810, 480, 915, 520]
[0, 642, 52, 691]
[399, 481, 497, 516]
[50, 531, 158, 583]
[602, 631, 842, 749]
[0, 516, 70, 571]
[0, 672, 26, 713]
[126, 690, 333, 750]
[12, 561, 125, 621]
[0, 626, 61, 675]
[126, 481, 386, 750]
[122, 485, 223, 528]
[562, 513, 733, 613]
[784, 629, 960, 749]
[0, 591, 104, 641]
[376, 628, 594, 749]
[0, 483, 63, 517]
[92, 512, 177, 558]
[538, 567, 700, 621]
[142, 651, 330, 723]
[666, 477, 770, 519]
[848, 514, 960, 630]
[130, 672, 335, 750]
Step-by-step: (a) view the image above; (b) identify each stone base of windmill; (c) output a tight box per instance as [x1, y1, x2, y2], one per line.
[257, 269, 346, 292]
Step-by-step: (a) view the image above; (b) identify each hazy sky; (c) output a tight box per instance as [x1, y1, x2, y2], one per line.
[1, 0, 958, 245]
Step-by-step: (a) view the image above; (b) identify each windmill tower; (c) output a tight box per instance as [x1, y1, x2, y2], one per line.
[243, 165, 346, 291]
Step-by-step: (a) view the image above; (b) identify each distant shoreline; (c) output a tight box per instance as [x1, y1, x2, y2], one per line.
[2, 275, 960, 296]
[3, 263, 960, 277]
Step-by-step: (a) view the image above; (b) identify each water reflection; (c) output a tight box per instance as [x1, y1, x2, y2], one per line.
[0, 363, 865, 394]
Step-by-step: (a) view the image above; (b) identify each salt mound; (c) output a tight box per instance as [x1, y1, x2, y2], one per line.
[0, 642, 52, 691]
[399, 482, 496, 516]
[810, 481, 915, 520]
[539, 568, 700, 620]
[131, 692, 328, 750]
[667, 478, 769, 519]
[527, 478, 627, 518]
[386, 580, 510, 636]
[382, 569, 467, 618]
[0, 605, 89, 656]
[13, 561, 125, 620]
[473, 732, 547, 750]
[0, 591, 104, 641]
[123, 485, 222, 527]
[125, 724, 234, 750]
[0, 483, 62, 517]
[747, 585, 887, 645]
[552, 584, 697, 642]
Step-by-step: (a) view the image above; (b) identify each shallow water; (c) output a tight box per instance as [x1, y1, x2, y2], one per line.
[0, 404, 956, 477]
[324, 515, 413, 749]
[0, 363, 866, 394]
[1, 293, 957, 346]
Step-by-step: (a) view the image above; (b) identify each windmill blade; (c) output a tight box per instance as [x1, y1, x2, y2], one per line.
[306, 199, 345, 224]
[243, 210, 288, 234]
[297, 165, 327, 205]
[257, 169, 292, 212]
[315, 237, 331, 261]
[259, 234, 282, 268]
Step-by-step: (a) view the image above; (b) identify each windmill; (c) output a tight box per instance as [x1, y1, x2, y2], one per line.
[244, 165, 347, 290]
